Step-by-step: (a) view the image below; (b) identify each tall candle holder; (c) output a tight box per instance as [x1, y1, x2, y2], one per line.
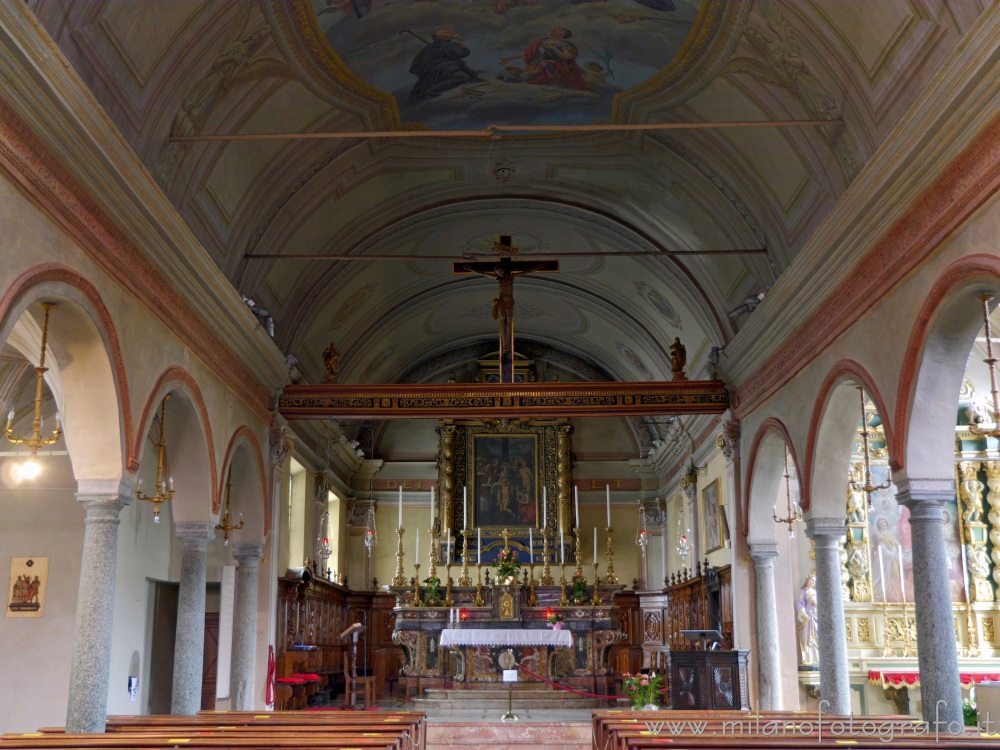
[603, 527, 618, 584]
[591, 563, 603, 606]
[411, 563, 423, 607]
[527, 564, 538, 607]
[392, 528, 408, 587]
[900, 600, 916, 657]
[558, 563, 569, 606]
[443, 565, 455, 607]
[879, 599, 894, 657]
[473, 564, 485, 606]
[428, 529, 438, 581]
[540, 528, 554, 585]
[967, 603, 981, 658]
[458, 530, 473, 586]
[573, 532, 584, 579]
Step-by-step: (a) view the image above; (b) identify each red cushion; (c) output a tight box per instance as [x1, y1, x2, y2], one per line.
[294, 673, 321, 681]
[276, 677, 305, 685]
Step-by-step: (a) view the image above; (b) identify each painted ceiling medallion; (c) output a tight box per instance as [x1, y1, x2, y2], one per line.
[309, 0, 708, 128]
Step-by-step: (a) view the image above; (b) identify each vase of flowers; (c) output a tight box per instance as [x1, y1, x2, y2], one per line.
[569, 573, 588, 605]
[547, 613, 565, 630]
[422, 576, 441, 606]
[622, 671, 665, 711]
[494, 547, 521, 584]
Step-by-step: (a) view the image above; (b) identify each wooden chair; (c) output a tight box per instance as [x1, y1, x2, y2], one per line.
[343, 651, 375, 707]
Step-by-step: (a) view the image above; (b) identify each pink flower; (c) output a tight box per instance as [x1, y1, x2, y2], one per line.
[640, 679, 649, 686]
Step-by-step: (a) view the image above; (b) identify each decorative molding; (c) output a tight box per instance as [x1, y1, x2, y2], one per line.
[732, 110, 1000, 421]
[0, 98, 274, 422]
[280, 381, 729, 421]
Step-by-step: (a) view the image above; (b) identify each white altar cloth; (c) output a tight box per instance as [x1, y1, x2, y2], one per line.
[439, 628, 573, 648]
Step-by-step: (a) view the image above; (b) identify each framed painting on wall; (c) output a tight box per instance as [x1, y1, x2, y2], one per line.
[472, 433, 538, 528]
[7, 556, 48, 618]
[701, 479, 724, 554]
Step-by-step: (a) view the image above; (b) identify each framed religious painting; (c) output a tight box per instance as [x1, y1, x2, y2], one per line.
[7, 556, 48, 618]
[439, 419, 568, 539]
[701, 479, 724, 553]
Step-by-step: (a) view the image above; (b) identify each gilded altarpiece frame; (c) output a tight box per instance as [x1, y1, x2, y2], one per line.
[438, 419, 570, 541]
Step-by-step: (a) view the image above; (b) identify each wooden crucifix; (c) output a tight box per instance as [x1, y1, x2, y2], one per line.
[453, 235, 558, 383]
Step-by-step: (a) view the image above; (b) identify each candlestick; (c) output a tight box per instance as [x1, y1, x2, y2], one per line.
[558, 563, 569, 606]
[473, 564, 484, 606]
[392, 527, 407, 586]
[529, 527, 534, 564]
[543, 486, 547, 529]
[540, 527, 554, 585]
[477, 527, 481, 565]
[897, 546, 905, 603]
[606, 484, 611, 528]
[411, 562, 422, 607]
[443, 564, 454, 607]
[398, 485, 403, 529]
[591, 562, 603, 605]
[603, 526, 618, 584]
[458, 529, 472, 586]
[574, 486, 580, 528]
[527, 564, 538, 607]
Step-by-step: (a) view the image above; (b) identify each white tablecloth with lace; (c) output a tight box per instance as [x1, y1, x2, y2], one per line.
[439, 628, 573, 648]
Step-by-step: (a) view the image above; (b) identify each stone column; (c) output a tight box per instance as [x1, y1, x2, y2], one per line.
[171, 522, 215, 715]
[806, 517, 852, 715]
[748, 540, 782, 710]
[230, 542, 263, 710]
[896, 478, 963, 728]
[65, 485, 131, 733]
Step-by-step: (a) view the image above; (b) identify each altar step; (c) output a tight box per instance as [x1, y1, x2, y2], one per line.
[426, 720, 592, 750]
[415, 687, 604, 710]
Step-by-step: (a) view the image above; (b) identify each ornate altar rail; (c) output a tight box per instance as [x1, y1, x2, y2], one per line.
[278, 381, 730, 420]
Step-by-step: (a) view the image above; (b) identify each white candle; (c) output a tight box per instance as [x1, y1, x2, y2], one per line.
[962, 543, 972, 603]
[529, 528, 534, 564]
[543, 486, 547, 528]
[560, 530, 565, 564]
[897, 546, 906, 603]
[398, 485, 403, 529]
[464, 487, 468, 530]
[431, 486, 435, 527]
[878, 546, 887, 601]
[415, 528, 420, 561]
[477, 527, 481, 565]
[593, 527, 598, 565]
[446, 528, 451, 561]
[606, 484, 611, 528]
[574, 486, 580, 528]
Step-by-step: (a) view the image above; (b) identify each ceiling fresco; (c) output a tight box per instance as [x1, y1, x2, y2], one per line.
[311, 0, 706, 128]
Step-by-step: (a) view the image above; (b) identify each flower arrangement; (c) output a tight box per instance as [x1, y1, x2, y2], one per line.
[569, 573, 588, 604]
[422, 576, 441, 605]
[622, 671, 665, 710]
[494, 547, 522, 582]
[547, 612, 564, 626]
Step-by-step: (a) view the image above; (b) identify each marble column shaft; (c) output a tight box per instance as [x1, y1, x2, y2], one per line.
[806, 517, 851, 716]
[749, 541, 782, 710]
[171, 523, 214, 715]
[230, 543, 263, 710]
[66, 490, 130, 733]
[897, 481, 963, 728]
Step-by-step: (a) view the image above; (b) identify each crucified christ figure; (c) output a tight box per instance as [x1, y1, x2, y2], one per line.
[453, 235, 558, 383]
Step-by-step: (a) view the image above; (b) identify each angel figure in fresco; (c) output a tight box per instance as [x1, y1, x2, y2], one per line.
[500, 28, 588, 90]
[873, 516, 903, 601]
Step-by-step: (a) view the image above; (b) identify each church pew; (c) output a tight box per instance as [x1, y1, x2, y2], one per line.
[0, 735, 400, 749]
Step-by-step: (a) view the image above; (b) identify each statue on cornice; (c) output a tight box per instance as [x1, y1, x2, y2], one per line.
[670, 337, 687, 381]
[322, 341, 340, 384]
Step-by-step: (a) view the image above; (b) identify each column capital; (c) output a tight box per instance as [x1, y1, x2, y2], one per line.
[175, 521, 215, 549]
[748, 539, 779, 562]
[232, 542, 264, 567]
[892, 474, 953, 501]
[805, 516, 847, 544]
[76, 478, 134, 514]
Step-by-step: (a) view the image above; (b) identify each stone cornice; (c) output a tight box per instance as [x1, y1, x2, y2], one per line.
[0, 3, 287, 420]
[725, 6, 1000, 416]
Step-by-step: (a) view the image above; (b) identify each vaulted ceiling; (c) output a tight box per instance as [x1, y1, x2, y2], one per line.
[27, 0, 987, 398]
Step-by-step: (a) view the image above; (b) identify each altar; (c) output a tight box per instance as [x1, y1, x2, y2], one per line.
[391, 584, 623, 698]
